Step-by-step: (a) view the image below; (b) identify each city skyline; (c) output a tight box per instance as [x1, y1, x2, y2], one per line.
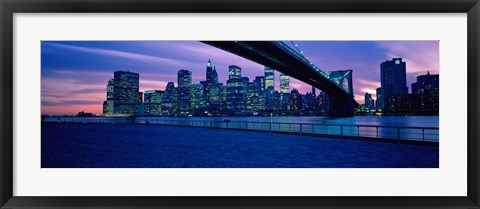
[41, 41, 439, 115]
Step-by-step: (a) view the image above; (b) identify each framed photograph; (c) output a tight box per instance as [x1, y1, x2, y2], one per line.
[1, 0, 479, 208]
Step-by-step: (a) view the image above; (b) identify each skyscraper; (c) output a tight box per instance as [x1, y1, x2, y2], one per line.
[103, 71, 142, 115]
[177, 69, 192, 116]
[264, 67, 274, 90]
[201, 60, 221, 114]
[247, 82, 258, 112]
[279, 74, 290, 111]
[205, 59, 218, 84]
[144, 90, 164, 115]
[411, 71, 439, 114]
[380, 58, 407, 110]
[162, 82, 177, 116]
[280, 73, 289, 94]
[264, 67, 275, 110]
[376, 87, 382, 109]
[191, 83, 206, 112]
[102, 79, 115, 115]
[229, 65, 242, 79]
[318, 92, 329, 112]
[364, 92, 375, 109]
[253, 76, 266, 111]
[226, 65, 248, 114]
[290, 89, 302, 111]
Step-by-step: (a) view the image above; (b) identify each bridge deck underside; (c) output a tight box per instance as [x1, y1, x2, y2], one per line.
[201, 41, 358, 117]
[202, 41, 348, 97]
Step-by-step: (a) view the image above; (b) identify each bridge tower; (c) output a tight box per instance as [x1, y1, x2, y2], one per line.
[328, 70, 355, 118]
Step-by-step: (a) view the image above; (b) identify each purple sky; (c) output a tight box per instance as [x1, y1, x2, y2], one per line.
[41, 41, 439, 115]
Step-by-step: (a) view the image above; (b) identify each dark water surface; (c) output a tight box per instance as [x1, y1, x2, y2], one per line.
[42, 123, 439, 168]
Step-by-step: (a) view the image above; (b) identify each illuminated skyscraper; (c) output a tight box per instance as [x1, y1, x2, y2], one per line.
[364, 92, 374, 109]
[229, 65, 242, 79]
[227, 65, 248, 114]
[144, 90, 164, 115]
[253, 76, 266, 111]
[264, 67, 274, 90]
[247, 82, 258, 112]
[376, 87, 382, 109]
[290, 89, 302, 111]
[102, 71, 142, 115]
[201, 60, 222, 114]
[278, 73, 291, 111]
[280, 73, 289, 94]
[264, 67, 275, 110]
[318, 92, 329, 112]
[102, 79, 115, 115]
[411, 71, 439, 113]
[205, 59, 218, 84]
[177, 69, 192, 116]
[162, 82, 177, 116]
[191, 84, 206, 111]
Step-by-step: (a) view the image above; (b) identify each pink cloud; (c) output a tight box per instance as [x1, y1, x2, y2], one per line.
[377, 41, 439, 85]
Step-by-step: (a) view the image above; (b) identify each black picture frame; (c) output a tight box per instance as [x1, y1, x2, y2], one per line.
[1, 0, 479, 208]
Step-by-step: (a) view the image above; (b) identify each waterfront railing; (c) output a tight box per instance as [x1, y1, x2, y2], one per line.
[43, 117, 439, 143]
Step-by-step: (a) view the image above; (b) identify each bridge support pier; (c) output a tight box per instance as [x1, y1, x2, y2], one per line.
[329, 95, 355, 118]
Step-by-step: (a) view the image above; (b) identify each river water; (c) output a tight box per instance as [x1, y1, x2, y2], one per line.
[135, 116, 439, 128]
[44, 116, 439, 142]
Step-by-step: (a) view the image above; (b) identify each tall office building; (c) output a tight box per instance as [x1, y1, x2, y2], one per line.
[102, 79, 115, 115]
[144, 90, 164, 115]
[161, 82, 177, 116]
[364, 92, 375, 109]
[226, 66, 249, 114]
[290, 89, 302, 111]
[253, 76, 266, 111]
[280, 93, 290, 111]
[273, 91, 282, 111]
[305, 91, 318, 111]
[102, 71, 142, 115]
[220, 84, 227, 110]
[280, 73, 289, 94]
[229, 65, 242, 79]
[380, 58, 407, 110]
[264, 67, 275, 90]
[205, 59, 218, 84]
[177, 69, 192, 116]
[247, 82, 258, 112]
[376, 87, 382, 109]
[318, 92, 329, 112]
[191, 83, 206, 111]
[264, 67, 275, 110]
[201, 60, 222, 113]
[411, 71, 439, 113]
[279, 74, 290, 110]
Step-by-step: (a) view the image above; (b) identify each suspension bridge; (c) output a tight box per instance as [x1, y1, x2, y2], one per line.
[201, 41, 359, 118]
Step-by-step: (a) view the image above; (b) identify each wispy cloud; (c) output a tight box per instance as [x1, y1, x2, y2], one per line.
[45, 42, 189, 67]
[377, 41, 439, 83]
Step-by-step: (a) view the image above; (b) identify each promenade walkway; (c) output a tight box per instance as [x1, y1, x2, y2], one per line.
[41, 123, 439, 168]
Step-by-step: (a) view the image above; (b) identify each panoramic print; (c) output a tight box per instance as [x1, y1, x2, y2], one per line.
[41, 41, 439, 168]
